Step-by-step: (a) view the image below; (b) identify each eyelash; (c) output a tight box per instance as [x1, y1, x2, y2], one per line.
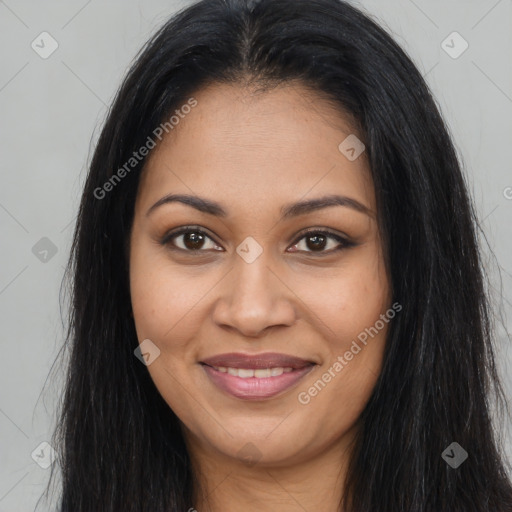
[159, 225, 356, 256]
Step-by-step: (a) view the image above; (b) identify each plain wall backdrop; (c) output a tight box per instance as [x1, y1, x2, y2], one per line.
[0, 0, 511, 510]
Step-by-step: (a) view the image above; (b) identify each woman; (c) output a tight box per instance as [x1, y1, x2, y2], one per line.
[46, 0, 512, 510]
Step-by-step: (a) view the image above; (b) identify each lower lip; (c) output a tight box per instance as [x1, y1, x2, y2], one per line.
[201, 364, 315, 400]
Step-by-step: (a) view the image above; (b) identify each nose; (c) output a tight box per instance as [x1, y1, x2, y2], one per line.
[212, 253, 296, 338]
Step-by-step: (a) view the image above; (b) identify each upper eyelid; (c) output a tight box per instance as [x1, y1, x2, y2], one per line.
[290, 228, 348, 244]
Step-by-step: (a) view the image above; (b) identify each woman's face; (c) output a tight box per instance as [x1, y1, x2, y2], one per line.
[129, 82, 391, 467]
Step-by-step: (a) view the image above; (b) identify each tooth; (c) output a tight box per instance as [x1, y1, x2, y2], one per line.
[214, 366, 296, 377]
[254, 368, 271, 378]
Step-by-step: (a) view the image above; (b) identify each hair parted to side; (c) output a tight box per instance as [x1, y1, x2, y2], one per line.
[41, 0, 512, 510]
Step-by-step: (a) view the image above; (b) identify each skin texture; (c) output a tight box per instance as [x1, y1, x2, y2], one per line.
[129, 82, 392, 511]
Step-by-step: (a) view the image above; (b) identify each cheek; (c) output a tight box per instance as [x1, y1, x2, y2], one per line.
[129, 249, 210, 423]
[129, 245, 212, 350]
[297, 247, 390, 353]
[295, 248, 390, 430]
[293, 244, 390, 420]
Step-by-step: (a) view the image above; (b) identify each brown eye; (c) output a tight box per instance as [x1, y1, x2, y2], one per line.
[288, 230, 354, 254]
[181, 232, 206, 250]
[304, 233, 328, 251]
[161, 227, 222, 252]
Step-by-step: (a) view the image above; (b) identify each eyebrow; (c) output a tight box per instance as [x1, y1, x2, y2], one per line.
[146, 193, 373, 219]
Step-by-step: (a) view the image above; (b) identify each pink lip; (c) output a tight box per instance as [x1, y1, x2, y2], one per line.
[200, 352, 316, 400]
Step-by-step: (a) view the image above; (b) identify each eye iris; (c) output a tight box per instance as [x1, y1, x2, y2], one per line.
[306, 233, 327, 251]
[183, 232, 205, 250]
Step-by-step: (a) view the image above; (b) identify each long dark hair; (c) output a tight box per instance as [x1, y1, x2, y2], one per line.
[42, 0, 512, 510]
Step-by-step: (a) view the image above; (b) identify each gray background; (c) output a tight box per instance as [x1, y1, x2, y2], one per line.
[1, 0, 511, 510]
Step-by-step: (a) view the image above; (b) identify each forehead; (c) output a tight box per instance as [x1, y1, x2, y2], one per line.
[136, 81, 375, 215]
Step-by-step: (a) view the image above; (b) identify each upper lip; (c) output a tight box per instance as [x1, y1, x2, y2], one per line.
[200, 352, 314, 369]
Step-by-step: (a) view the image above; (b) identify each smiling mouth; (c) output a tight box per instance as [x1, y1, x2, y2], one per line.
[199, 354, 316, 400]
